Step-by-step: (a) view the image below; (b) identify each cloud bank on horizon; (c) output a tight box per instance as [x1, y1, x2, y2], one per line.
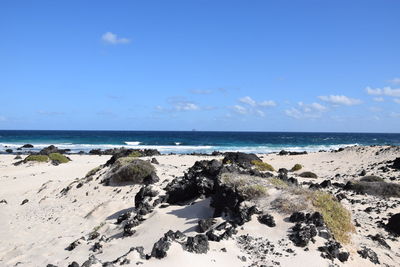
[0, 0, 399, 132]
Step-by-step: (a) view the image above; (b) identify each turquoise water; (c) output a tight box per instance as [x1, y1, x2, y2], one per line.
[1, 130, 400, 154]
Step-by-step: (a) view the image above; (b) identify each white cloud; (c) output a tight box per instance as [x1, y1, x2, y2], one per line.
[255, 110, 265, 117]
[285, 102, 327, 119]
[298, 102, 327, 112]
[318, 95, 362, 106]
[366, 86, 400, 97]
[373, 97, 384, 102]
[232, 105, 248, 114]
[388, 78, 400, 85]
[174, 102, 199, 111]
[394, 98, 400, 104]
[239, 96, 276, 107]
[239, 96, 257, 107]
[101, 32, 130, 44]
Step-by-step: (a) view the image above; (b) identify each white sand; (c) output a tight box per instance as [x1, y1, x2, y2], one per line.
[0, 146, 399, 266]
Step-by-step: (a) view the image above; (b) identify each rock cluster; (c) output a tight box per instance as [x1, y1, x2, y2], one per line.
[151, 230, 209, 259]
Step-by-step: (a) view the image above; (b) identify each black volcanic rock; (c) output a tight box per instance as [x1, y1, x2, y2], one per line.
[198, 218, 216, 233]
[165, 160, 222, 204]
[358, 246, 380, 264]
[386, 213, 400, 235]
[21, 144, 34, 148]
[392, 157, 400, 170]
[258, 214, 276, 227]
[289, 223, 317, 247]
[183, 234, 209, 254]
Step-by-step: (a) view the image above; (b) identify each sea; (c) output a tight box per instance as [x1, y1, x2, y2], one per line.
[1, 130, 400, 154]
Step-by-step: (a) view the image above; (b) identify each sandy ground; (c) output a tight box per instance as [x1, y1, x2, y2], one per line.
[0, 146, 399, 266]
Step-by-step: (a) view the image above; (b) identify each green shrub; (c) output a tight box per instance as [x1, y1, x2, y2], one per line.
[239, 184, 268, 199]
[128, 151, 142, 157]
[312, 191, 354, 244]
[291, 164, 302, 172]
[269, 178, 289, 188]
[24, 155, 49, 162]
[360, 176, 384, 182]
[109, 159, 156, 184]
[86, 165, 102, 177]
[299, 171, 318, 178]
[251, 160, 275, 171]
[48, 153, 70, 163]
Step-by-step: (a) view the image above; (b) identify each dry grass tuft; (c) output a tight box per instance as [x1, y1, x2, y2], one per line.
[251, 160, 275, 171]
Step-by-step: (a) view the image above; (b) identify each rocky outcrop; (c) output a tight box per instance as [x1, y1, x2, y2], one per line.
[151, 230, 209, 259]
[392, 157, 400, 170]
[101, 148, 160, 166]
[222, 152, 261, 168]
[39, 145, 69, 155]
[165, 160, 222, 204]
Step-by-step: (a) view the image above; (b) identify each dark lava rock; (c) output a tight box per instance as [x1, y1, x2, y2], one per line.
[320, 180, 332, 188]
[21, 144, 34, 148]
[151, 231, 185, 259]
[279, 150, 307, 156]
[206, 222, 237, 241]
[106, 159, 159, 185]
[386, 213, 400, 235]
[67, 262, 79, 267]
[299, 171, 318, 178]
[289, 223, 317, 247]
[14, 155, 22, 160]
[318, 241, 349, 262]
[183, 234, 209, 254]
[392, 157, 400, 170]
[0, 199, 7, 204]
[278, 150, 289, 156]
[222, 152, 261, 168]
[258, 214, 276, 227]
[5, 149, 13, 153]
[344, 181, 400, 198]
[289, 212, 324, 227]
[357, 246, 380, 264]
[368, 234, 391, 249]
[360, 176, 384, 182]
[123, 219, 140, 236]
[116, 211, 132, 224]
[165, 159, 222, 204]
[198, 218, 216, 233]
[88, 231, 100, 240]
[65, 240, 80, 251]
[135, 186, 158, 208]
[39, 145, 68, 155]
[359, 169, 367, 176]
[289, 212, 306, 223]
[104, 148, 160, 166]
[151, 158, 159, 164]
[20, 199, 29, 205]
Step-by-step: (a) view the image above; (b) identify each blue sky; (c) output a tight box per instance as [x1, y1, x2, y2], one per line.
[1, 0, 400, 132]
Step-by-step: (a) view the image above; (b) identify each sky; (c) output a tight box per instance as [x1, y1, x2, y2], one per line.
[0, 0, 400, 132]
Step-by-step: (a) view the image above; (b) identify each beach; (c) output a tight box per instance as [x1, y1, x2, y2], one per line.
[0, 146, 399, 266]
